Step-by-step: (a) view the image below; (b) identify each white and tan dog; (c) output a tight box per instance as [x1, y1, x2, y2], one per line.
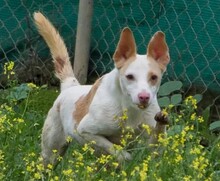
[34, 12, 170, 166]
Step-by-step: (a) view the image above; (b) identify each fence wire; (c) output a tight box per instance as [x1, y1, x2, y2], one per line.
[0, 0, 79, 86]
[0, 0, 219, 119]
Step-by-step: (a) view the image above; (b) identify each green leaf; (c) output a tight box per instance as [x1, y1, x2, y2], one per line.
[167, 125, 184, 136]
[6, 83, 31, 101]
[158, 81, 183, 96]
[171, 94, 182, 105]
[209, 121, 220, 131]
[193, 94, 203, 103]
[158, 97, 170, 107]
[41, 84, 48, 89]
[202, 106, 210, 122]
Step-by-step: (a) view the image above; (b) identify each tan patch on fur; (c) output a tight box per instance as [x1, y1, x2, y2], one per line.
[147, 31, 170, 72]
[119, 56, 136, 74]
[148, 58, 162, 85]
[54, 57, 65, 74]
[113, 27, 136, 69]
[148, 71, 159, 86]
[73, 77, 103, 125]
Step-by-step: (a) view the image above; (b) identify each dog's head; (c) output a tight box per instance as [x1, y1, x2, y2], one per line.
[113, 28, 170, 109]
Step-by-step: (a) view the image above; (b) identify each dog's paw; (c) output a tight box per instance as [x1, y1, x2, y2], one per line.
[115, 150, 132, 162]
[154, 111, 169, 125]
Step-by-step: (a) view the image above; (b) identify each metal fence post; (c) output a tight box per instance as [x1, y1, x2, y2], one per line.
[73, 0, 94, 84]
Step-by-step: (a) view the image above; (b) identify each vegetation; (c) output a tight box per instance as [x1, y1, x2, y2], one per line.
[0, 62, 219, 180]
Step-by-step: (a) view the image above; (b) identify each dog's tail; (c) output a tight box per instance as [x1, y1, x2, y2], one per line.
[33, 12, 79, 90]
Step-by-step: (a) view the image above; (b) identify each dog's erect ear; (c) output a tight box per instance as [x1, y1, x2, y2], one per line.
[147, 31, 170, 71]
[113, 27, 136, 69]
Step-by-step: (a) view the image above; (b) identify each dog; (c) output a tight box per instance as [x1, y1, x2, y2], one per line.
[33, 12, 170, 166]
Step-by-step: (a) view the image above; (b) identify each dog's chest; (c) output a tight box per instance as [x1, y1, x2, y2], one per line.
[112, 107, 144, 130]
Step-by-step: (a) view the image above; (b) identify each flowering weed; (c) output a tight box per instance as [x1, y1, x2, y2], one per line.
[0, 62, 219, 180]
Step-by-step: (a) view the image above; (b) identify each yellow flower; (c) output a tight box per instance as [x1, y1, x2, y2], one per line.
[190, 125, 194, 130]
[161, 108, 168, 117]
[156, 178, 163, 181]
[98, 154, 111, 164]
[63, 169, 73, 176]
[191, 155, 209, 177]
[184, 125, 190, 131]
[117, 109, 129, 128]
[121, 138, 127, 146]
[111, 171, 115, 176]
[190, 113, 196, 121]
[153, 151, 159, 156]
[121, 109, 128, 121]
[47, 164, 53, 170]
[86, 166, 93, 173]
[140, 165, 147, 181]
[130, 166, 140, 176]
[139, 157, 151, 181]
[175, 118, 179, 122]
[0, 150, 5, 162]
[113, 144, 123, 151]
[27, 83, 38, 89]
[112, 162, 119, 168]
[142, 124, 151, 135]
[3, 61, 15, 74]
[188, 134, 193, 139]
[52, 149, 58, 153]
[190, 147, 201, 155]
[204, 177, 212, 181]
[82, 143, 89, 151]
[26, 166, 33, 172]
[54, 176, 59, 181]
[183, 175, 192, 181]
[36, 163, 44, 171]
[158, 134, 169, 146]
[13, 118, 24, 123]
[198, 116, 204, 123]
[66, 136, 73, 143]
[34, 172, 41, 179]
[57, 155, 63, 162]
[122, 170, 127, 177]
[175, 154, 183, 163]
[168, 104, 174, 109]
[185, 96, 197, 109]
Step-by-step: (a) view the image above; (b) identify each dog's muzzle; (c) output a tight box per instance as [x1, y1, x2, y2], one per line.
[138, 92, 150, 109]
[137, 104, 148, 109]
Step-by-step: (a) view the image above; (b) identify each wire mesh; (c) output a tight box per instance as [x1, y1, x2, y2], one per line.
[0, 0, 79, 86]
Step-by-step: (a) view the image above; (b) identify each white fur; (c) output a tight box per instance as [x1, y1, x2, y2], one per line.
[34, 12, 170, 165]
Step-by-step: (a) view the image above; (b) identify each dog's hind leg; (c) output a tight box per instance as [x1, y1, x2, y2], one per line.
[41, 108, 68, 167]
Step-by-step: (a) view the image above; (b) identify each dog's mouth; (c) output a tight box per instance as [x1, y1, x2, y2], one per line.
[137, 104, 148, 109]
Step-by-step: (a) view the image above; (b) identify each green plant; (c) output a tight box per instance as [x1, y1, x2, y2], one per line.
[158, 81, 183, 107]
[210, 121, 220, 132]
[0, 62, 219, 180]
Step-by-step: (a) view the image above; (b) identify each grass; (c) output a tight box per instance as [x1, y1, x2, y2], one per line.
[0, 62, 220, 180]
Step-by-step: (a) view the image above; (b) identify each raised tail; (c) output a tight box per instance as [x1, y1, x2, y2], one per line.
[33, 12, 79, 90]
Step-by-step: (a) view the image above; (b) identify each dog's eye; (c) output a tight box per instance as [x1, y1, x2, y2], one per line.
[126, 74, 135, 81]
[151, 75, 158, 81]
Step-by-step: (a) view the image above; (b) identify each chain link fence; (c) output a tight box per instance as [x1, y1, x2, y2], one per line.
[0, 0, 79, 86]
[0, 0, 219, 118]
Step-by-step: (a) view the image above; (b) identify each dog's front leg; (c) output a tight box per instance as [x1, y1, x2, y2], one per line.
[149, 111, 169, 144]
[76, 115, 132, 162]
[79, 133, 132, 162]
